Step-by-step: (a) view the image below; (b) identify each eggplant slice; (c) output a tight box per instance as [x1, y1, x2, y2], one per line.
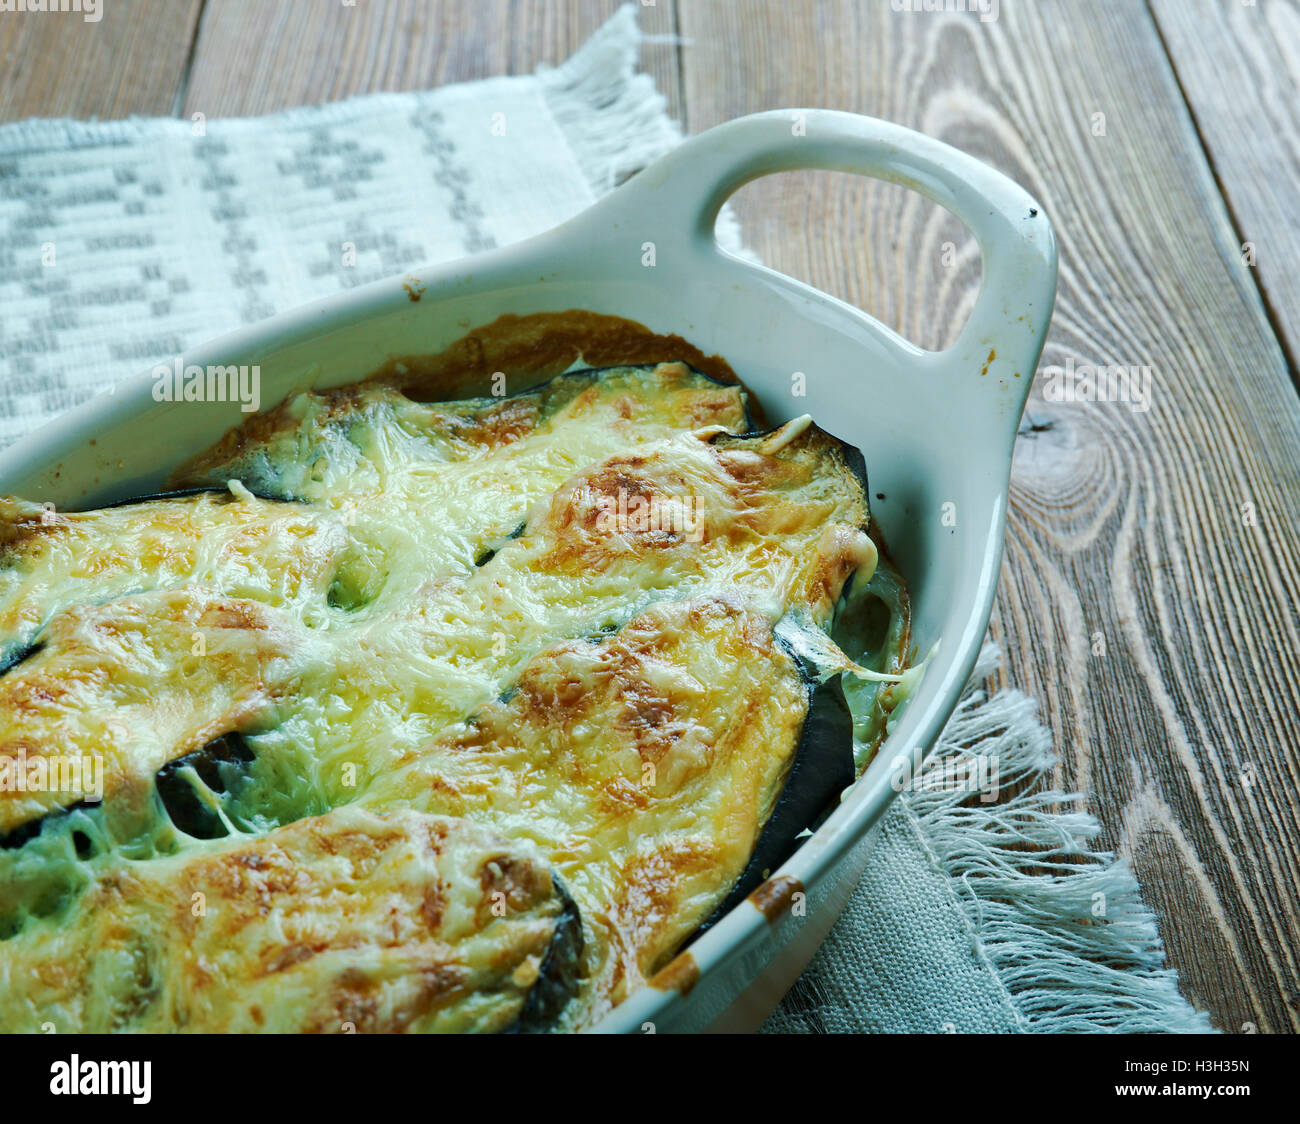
[168, 362, 751, 506]
[359, 590, 863, 1016]
[556, 363, 758, 431]
[690, 670, 855, 937]
[508, 873, 585, 1034]
[0, 639, 41, 678]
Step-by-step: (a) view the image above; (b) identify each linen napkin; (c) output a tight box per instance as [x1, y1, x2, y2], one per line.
[0, 4, 1211, 1033]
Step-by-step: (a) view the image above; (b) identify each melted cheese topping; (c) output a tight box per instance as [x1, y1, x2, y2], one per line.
[0, 492, 346, 658]
[0, 807, 568, 1033]
[0, 588, 304, 835]
[0, 362, 901, 1032]
[362, 595, 809, 1025]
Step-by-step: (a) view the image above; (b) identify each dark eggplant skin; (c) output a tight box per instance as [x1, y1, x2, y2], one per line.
[155, 732, 255, 839]
[506, 871, 584, 1033]
[689, 668, 855, 939]
[474, 520, 526, 568]
[837, 441, 869, 521]
[0, 731, 256, 853]
[69, 485, 296, 512]
[0, 640, 42, 678]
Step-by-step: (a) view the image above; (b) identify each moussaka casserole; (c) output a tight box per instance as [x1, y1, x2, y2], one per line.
[0, 359, 909, 1032]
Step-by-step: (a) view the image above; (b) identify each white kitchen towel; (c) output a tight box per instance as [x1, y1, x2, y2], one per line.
[0, 4, 1211, 1033]
[0, 4, 693, 447]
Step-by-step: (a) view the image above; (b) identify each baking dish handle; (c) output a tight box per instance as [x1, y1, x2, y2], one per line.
[599, 109, 1057, 429]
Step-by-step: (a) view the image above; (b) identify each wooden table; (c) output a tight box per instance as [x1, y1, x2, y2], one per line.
[4, 0, 1298, 1034]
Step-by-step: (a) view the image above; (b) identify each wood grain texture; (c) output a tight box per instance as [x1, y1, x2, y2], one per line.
[0, 0, 203, 122]
[181, 0, 682, 124]
[1150, 0, 1300, 382]
[677, 0, 1300, 1032]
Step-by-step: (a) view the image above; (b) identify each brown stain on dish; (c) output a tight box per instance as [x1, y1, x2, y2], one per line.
[368, 310, 748, 411]
[168, 311, 763, 486]
[647, 950, 698, 996]
[402, 276, 426, 302]
[748, 875, 804, 922]
[980, 347, 996, 376]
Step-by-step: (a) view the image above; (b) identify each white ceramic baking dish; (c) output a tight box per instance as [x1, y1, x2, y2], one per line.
[0, 109, 1055, 1033]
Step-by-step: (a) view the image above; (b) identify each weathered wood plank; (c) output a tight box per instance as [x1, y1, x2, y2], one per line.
[1150, 0, 1300, 381]
[181, 0, 682, 125]
[0, 0, 203, 122]
[678, 0, 1300, 1032]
